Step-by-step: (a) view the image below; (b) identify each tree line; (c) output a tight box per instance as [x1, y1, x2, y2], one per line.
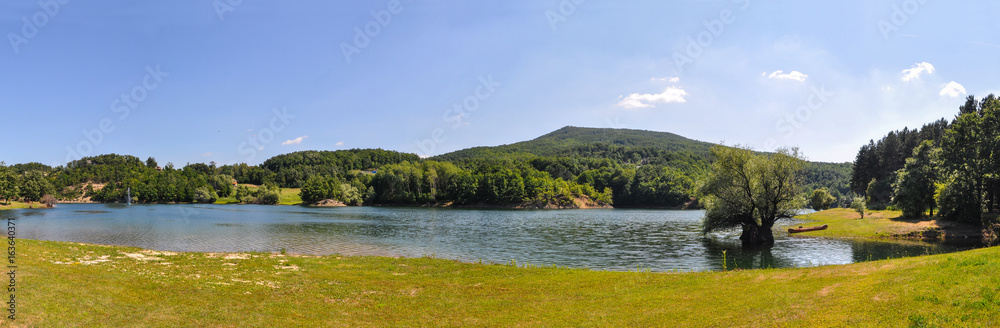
[851, 95, 1000, 224]
[1, 141, 851, 209]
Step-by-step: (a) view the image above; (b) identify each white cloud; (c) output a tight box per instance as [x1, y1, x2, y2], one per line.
[766, 70, 808, 82]
[939, 81, 967, 98]
[617, 87, 688, 109]
[281, 136, 308, 146]
[901, 62, 935, 82]
[651, 76, 680, 83]
[200, 152, 213, 157]
[335, 141, 344, 146]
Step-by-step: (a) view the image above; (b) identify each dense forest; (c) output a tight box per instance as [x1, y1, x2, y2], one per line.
[0, 127, 852, 209]
[851, 95, 1000, 224]
[849, 119, 950, 209]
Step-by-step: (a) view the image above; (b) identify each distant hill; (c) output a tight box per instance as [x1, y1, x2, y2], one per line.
[433, 126, 716, 161]
[434, 126, 853, 198]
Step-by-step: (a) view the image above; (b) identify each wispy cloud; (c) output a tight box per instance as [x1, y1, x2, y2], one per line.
[901, 62, 935, 82]
[200, 152, 213, 157]
[766, 70, 808, 82]
[617, 87, 688, 109]
[335, 141, 344, 146]
[939, 81, 967, 98]
[651, 76, 680, 83]
[281, 136, 308, 146]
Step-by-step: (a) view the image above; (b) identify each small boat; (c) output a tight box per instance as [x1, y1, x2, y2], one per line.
[788, 224, 828, 233]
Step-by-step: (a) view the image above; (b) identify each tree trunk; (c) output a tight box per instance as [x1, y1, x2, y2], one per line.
[740, 223, 775, 248]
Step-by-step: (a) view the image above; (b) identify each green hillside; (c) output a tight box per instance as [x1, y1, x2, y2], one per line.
[433, 126, 716, 161]
[433, 126, 852, 199]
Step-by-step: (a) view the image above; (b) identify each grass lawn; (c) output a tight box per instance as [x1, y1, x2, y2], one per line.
[278, 188, 302, 205]
[214, 186, 302, 206]
[6, 239, 999, 327]
[784, 208, 977, 240]
[0, 201, 48, 210]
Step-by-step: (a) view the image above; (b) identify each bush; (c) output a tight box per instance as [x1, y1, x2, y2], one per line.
[255, 185, 280, 205]
[40, 194, 57, 207]
[810, 189, 836, 211]
[193, 186, 218, 204]
[851, 196, 867, 219]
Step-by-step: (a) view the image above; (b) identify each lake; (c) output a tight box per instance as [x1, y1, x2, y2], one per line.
[5, 204, 977, 272]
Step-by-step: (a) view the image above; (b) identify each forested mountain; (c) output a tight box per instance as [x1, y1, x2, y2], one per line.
[433, 126, 716, 161]
[1, 126, 853, 209]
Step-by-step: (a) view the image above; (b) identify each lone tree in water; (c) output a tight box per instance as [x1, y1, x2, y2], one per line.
[701, 145, 805, 247]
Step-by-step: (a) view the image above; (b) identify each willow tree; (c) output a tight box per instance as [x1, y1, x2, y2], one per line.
[701, 145, 805, 247]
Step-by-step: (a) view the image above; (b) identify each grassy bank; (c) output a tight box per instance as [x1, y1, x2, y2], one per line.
[215, 187, 303, 206]
[0, 201, 48, 210]
[786, 208, 983, 241]
[7, 239, 999, 327]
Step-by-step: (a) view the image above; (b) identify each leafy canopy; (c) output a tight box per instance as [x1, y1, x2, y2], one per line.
[701, 145, 805, 237]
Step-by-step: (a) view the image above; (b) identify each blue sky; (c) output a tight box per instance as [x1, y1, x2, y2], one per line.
[1, 0, 998, 167]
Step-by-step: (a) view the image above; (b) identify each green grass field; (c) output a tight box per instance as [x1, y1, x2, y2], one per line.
[278, 188, 302, 205]
[7, 239, 999, 327]
[214, 186, 302, 206]
[786, 208, 982, 241]
[785, 208, 920, 238]
[0, 201, 47, 210]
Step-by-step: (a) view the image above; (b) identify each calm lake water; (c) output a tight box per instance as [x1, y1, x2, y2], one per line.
[5, 204, 978, 272]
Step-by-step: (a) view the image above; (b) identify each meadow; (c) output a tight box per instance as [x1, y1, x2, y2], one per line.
[7, 236, 998, 327]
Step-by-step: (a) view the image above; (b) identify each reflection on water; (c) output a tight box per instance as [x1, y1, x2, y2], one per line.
[10, 204, 979, 272]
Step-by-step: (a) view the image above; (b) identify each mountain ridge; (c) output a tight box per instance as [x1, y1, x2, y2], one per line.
[434, 126, 849, 164]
